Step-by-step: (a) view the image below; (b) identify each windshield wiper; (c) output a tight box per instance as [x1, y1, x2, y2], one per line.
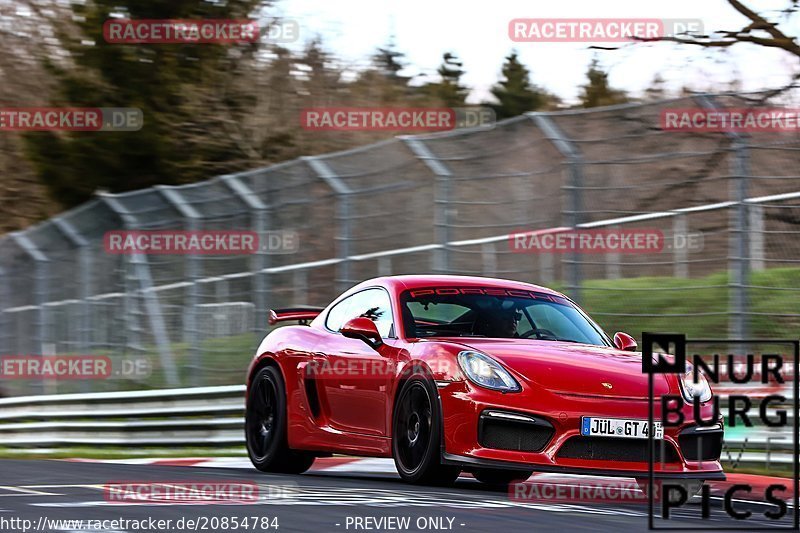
[531, 335, 581, 343]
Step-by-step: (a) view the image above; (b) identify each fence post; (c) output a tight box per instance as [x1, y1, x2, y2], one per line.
[157, 186, 204, 386]
[305, 157, 353, 293]
[402, 137, 452, 273]
[539, 252, 554, 285]
[730, 139, 751, 340]
[696, 95, 750, 340]
[529, 114, 584, 303]
[749, 203, 765, 272]
[10, 232, 49, 394]
[252, 208, 269, 326]
[53, 217, 92, 392]
[99, 194, 178, 387]
[122, 258, 143, 355]
[378, 256, 392, 276]
[219, 174, 270, 340]
[606, 225, 621, 280]
[673, 215, 689, 279]
[293, 269, 308, 304]
[0, 264, 7, 355]
[481, 242, 497, 277]
[215, 278, 229, 302]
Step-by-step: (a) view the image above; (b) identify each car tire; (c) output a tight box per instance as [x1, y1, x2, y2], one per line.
[472, 468, 533, 486]
[246, 365, 315, 474]
[392, 376, 461, 485]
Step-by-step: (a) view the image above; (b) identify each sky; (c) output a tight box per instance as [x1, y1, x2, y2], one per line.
[274, 0, 800, 104]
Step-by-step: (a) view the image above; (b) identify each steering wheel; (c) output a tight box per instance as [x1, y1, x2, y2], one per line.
[518, 328, 558, 340]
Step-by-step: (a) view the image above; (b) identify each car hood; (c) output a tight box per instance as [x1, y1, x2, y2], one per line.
[450, 338, 671, 398]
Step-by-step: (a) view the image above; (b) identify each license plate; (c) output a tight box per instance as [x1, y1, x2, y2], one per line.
[581, 417, 663, 439]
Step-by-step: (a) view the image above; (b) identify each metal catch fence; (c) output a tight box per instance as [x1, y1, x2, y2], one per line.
[1, 93, 799, 395]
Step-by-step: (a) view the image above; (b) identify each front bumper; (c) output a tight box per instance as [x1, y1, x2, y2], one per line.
[438, 380, 725, 479]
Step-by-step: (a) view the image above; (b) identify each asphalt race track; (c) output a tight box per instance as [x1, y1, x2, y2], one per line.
[0, 459, 793, 533]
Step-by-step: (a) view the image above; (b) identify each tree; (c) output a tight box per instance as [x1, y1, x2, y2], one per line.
[372, 39, 407, 81]
[356, 39, 414, 104]
[23, 0, 266, 207]
[0, 0, 64, 231]
[636, 1, 799, 97]
[301, 38, 341, 104]
[578, 58, 630, 108]
[489, 51, 558, 118]
[423, 52, 469, 106]
[653, 1, 800, 58]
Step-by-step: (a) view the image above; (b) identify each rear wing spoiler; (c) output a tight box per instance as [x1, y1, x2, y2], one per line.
[268, 307, 325, 325]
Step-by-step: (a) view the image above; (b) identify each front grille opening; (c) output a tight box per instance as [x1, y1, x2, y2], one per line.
[679, 432, 723, 461]
[557, 436, 680, 463]
[478, 412, 554, 452]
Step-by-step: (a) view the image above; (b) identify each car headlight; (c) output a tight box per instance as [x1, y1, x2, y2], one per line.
[680, 363, 712, 403]
[457, 350, 520, 392]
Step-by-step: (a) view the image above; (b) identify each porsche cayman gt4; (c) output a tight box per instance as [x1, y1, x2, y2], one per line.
[245, 275, 723, 486]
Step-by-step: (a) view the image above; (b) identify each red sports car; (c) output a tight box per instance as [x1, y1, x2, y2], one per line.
[245, 275, 723, 487]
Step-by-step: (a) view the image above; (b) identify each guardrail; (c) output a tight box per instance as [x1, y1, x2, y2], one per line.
[0, 385, 794, 474]
[0, 385, 245, 446]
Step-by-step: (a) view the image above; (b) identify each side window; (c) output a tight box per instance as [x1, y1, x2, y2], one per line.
[346, 289, 394, 338]
[326, 288, 395, 338]
[325, 297, 353, 332]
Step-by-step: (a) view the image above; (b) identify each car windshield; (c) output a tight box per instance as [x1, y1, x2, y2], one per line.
[400, 288, 610, 346]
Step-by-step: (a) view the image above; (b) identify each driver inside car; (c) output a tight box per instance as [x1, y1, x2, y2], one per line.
[475, 307, 521, 338]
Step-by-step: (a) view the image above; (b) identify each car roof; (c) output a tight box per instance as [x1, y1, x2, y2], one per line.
[350, 275, 565, 298]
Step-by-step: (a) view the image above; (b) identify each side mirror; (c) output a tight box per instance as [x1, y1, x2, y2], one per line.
[340, 317, 383, 349]
[613, 332, 638, 352]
